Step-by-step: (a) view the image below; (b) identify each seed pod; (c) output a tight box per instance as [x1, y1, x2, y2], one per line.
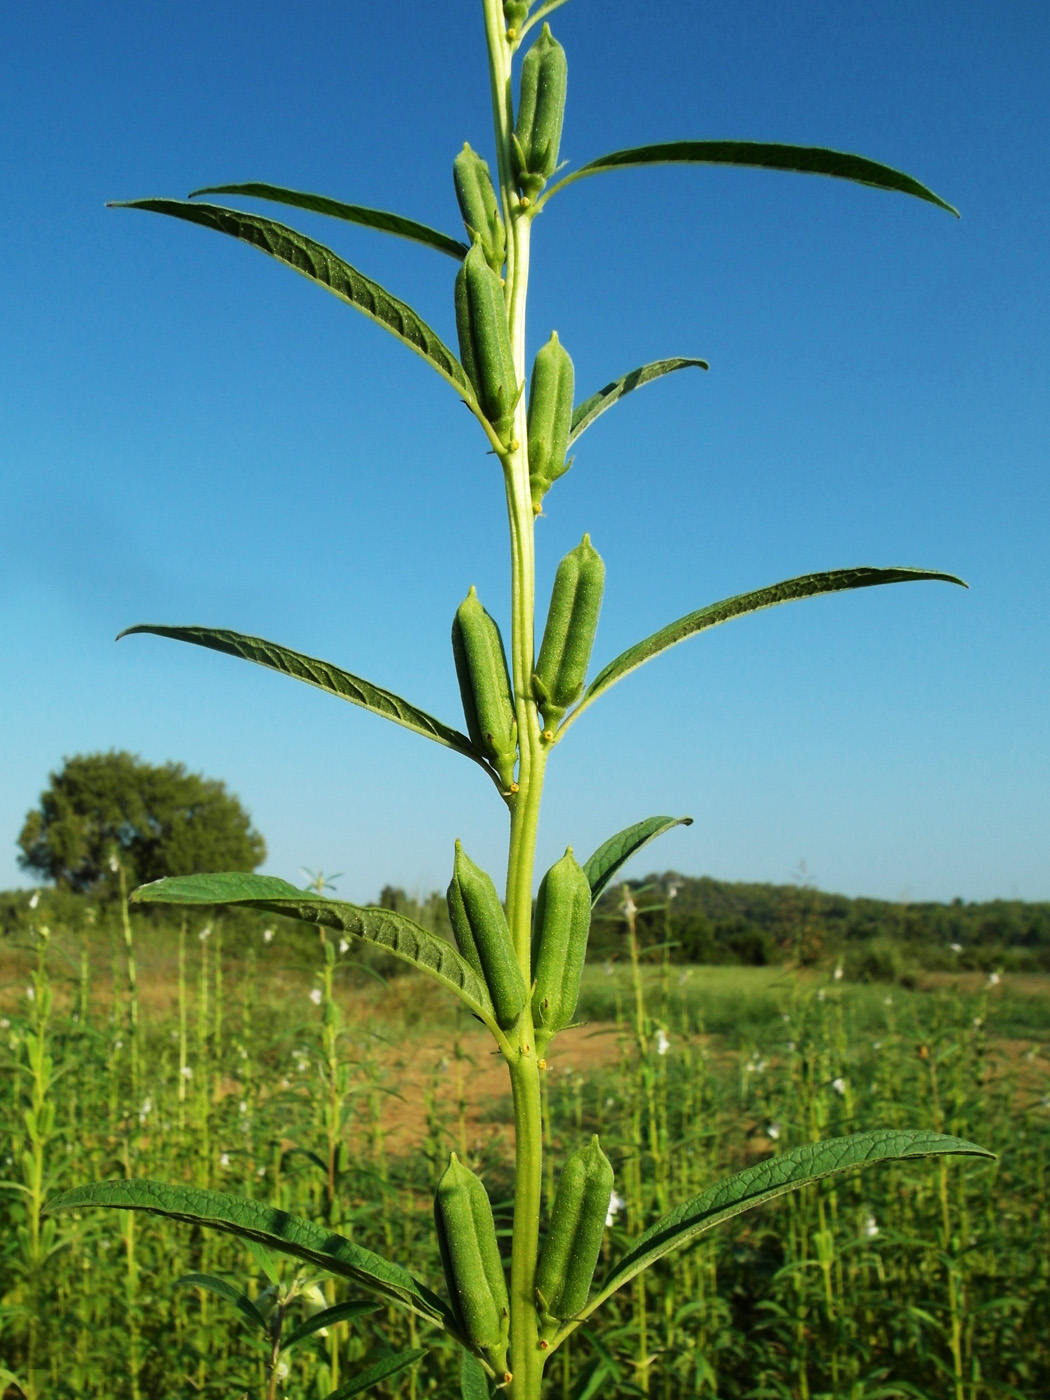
[527, 331, 574, 509]
[452, 586, 518, 790]
[434, 1153, 510, 1375]
[447, 841, 526, 1029]
[503, 1, 530, 32]
[532, 535, 604, 726]
[512, 24, 567, 199]
[453, 143, 506, 276]
[535, 1136, 614, 1327]
[531, 847, 591, 1039]
[455, 240, 520, 446]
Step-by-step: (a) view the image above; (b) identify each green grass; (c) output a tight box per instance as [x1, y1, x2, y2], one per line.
[1, 915, 1047, 1399]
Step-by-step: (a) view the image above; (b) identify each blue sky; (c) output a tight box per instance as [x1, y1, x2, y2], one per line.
[2, 0, 1047, 904]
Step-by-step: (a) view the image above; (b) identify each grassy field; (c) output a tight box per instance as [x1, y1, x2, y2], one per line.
[1, 912, 1048, 1399]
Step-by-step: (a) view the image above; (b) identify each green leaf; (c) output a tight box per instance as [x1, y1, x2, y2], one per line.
[175, 1272, 268, 1330]
[559, 566, 966, 736]
[460, 1350, 491, 1400]
[109, 200, 474, 400]
[583, 816, 694, 906]
[45, 1180, 453, 1329]
[568, 358, 708, 448]
[322, 1349, 426, 1399]
[129, 873, 498, 1028]
[567, 1130, 992, 1340]
[542, 141, 957, 216]
[189, 182, 469, 261]
[117, 624, 498, 785]
[283, 1299, 380, 1352]
[245, 1237, 281, 1286]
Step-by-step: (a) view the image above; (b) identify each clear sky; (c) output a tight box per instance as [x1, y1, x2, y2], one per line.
[2, 1, 1047, 905]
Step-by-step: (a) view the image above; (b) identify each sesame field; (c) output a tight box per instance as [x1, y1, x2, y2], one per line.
[2, 914, 1048, 1399]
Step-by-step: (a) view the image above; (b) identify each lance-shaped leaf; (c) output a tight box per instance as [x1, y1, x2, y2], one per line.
[128, 872, 498, 1030]
[110, 200, 473, 401]
[584, 816, 694, 906]
[556, 566, 966, 738]
[459, 1351, 491, 1400]
[45, 1180, 453, 1329]
[190, 183, 469, 261]
[324, 1350, 426, 1399]
[283, 1300, 381, 1353]
[118, 624, 499, 787]
[540, 141, 957, 216]
[569, 358, 708, 448]
[553, 1129, 992, 1345]
[175, 1273, 268, 1330]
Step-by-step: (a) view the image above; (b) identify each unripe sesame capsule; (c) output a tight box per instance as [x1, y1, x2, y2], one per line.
[532, 534, 605, 727]
[453, 143, 506, 276]
[455, 240, 520, 447]
[527, 331, 574, 510]
[447, 841, 526, 1030]
[434, 1154, 510, 1376]
[531, 847, 591, 1042]
[512, 24, 567, 200]
[452, 587, 517, 790]
[536, 1136, 614, 1328]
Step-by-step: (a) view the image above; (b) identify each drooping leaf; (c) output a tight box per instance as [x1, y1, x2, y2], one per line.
[567, 1130, 992, 1338]
[583, 816, 694, 905]
[283, 1299, 381, 1352]
[117, 624, 498, 786]
[45, 1180, 452, 1329]
[190, 182, 469, 261]
[558, 566, 966, 736]
[542, 141, 957, 216]
[109, 200, 473, 400]
[460, 1349, 491, 1400]
[129, 873, 497, 1028]
[175, 1272, 267, 1330]
[322, 1350, 426, 1399]
[568, 358, 708, 448]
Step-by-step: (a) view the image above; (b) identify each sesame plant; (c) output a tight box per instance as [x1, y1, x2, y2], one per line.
[46, 2, 993, 1396]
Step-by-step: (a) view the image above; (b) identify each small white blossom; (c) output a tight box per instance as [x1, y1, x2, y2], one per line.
[950, 943, 963, 953]
[140, 1099, 152, 1118]
[832, 1076, 847, 1096]
[655, 1029, 670, 1056]
[199, 925, 212, 942]
[338, 939, 350, 954]
[833, 964, 843, 982]
[973, 1016, 983, 1029]
[872, 1040, 882, 1051]
[180, 1065, 193, 1079]
[108, 855, 120, 874]
[26, 985, 35, 1002]
[620, 884, 637, 918]
[987, 971, 1001, 987]
[257, 1165, 267, 1177]
[863, 1212, 879, 1238]
[602, 959, 615, 977]
[767, 1122, 781, 1141]
[219, 1152, 230, 1168]
[884, 995, 894, 1007]
[239, 1101, 248, 1114]
[309, 987, 323, 1006]
[114, 1038, 123, 1050]
[0, 1018, 9, 1030]
[29, 891, 40, 910]
[606, 1190, 625, 1227]
[786, 1040, 796, 1053]
[263, 928, 274, 943]
[667, 883, 679, 900]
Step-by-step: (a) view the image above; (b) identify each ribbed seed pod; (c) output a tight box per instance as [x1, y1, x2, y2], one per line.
[455, 240, 519, 446]
[447, 841, 526, 1029]
[434, 1154, 510, 1376]
[452, 586, 518, 790]
[527, 331, 574, 509]
[535, 1136, 614, 1328]
[453, 144, 506, 276]
[512, 24, 567, 199]
[531, 847, 591, 1039]
[532, 535, 605, 726]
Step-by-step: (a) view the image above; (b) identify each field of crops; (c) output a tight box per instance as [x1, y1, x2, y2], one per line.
[2, 909, 1048, 1400]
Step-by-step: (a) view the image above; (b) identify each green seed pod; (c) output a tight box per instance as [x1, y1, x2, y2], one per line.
[455, 240, 520, 446]
[527, 331, 574, 509]
[535, 1136, 614, 1328]
[532, 534, 605, 726]
[453, 143, 506, 276]
[452, 586, 518, 790]
[531, 847, 591, 1040]
[503, 1, 530, 32]
[434, 1153, 510, 1376]
[512, 24, 567, 199]
[447, 841, 526, 1029]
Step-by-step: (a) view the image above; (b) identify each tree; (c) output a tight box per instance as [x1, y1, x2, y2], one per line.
[17, 751, 266, 893]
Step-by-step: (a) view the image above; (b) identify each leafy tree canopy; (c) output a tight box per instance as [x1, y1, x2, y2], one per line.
[17, 751, 266, 893]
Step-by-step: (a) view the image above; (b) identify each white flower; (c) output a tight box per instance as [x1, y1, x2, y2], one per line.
[872, 1040, 882, 1052]
[602, 959, 615, 977]
[199, 925, 212, 942]
[309, 988, 323, 1006]
[257, 1165, 267, 1177]
[114, 1038, 123, 1051]
[767, 1122, 781, 1141]
[219, 1152, 230, 1168]
[655, 1029, 670, 1056]
[338, 939, 350, 954]
[239, 1101, 248, 1114]
[0, 1019, 9, 1030]
[263, 928, 274, 943]
[987, 971, 1001, 987]
[833, 964, 843, 982]
[606, 1190, 625, 1227]
[863, 1212, 879, 1238]
[620, 885, 637, 918]
[667, 883, 678, 900]
[180, 1065, 193, 1079]
[950, 943, 963, 953]
[108, 855, 120, 874]
[973, 1016, 983, 1029]
[884, 996, 894, 1007]
[140, 1099, 152, 1118]
[832, 1076, 847, 1096]
[817, 989, 826, 1003]
[29, 892, 40, 910]
[26, 986, 35, 1002]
